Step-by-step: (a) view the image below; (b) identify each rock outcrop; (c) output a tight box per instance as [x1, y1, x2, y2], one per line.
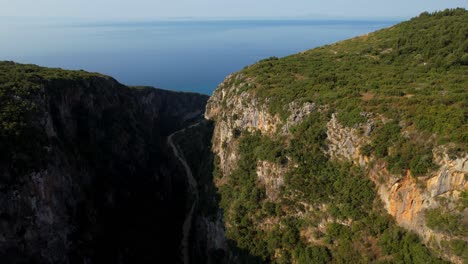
[206, 74, 316, 183]
[325, 114, 467, 263]
[256, 160, 287, 201]
[206, 74, 279, 180]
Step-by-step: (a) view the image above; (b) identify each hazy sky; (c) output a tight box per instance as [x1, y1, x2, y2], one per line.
[1, 0, 466, 20]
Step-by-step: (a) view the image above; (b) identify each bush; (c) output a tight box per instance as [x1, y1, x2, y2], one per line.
[425, 208, 466, 236]
[294, 246, 331, 264]
[449, 239, 467, 257]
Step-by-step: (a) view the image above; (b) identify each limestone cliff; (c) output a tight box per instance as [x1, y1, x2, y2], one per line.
[206, 76, 466, 263]
[326, 114, 467, 263]
[205, 9, 467, 263]
[205, 74, 316, 182]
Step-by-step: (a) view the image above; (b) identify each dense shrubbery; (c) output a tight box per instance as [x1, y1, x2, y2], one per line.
[0, 61, 106, 82]
[0, 62, 51, 179]
[440, 239, 468, 258]
[379, 227, 445, 264]
[425, 208, 467, 236]
[368, 121, 437, 176]
[235, 8, 467, 153]
[215, 11, 468, 261]
[286, 113, 375, 219]
[460, 191, 468, 209]
[293, 245, 331, 264]
[218, 112, 446, 263]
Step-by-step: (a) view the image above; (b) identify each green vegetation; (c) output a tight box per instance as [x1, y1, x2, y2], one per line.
[0, 61, 114, 180]
[0, 62, 49, 178]
[368, 121, 437, 176]
[217, 10, 467, 263]
[434, 238, 468, 262]
[460, 190, 468, 210]
[286, 113, 375, 220]
[293, 245, 331, 264]
[218, 131, 271, 260]
[172, 121, 221, 219]
[218, 113, 446, 263]
[231, 8, 467, 152]
[378, 227, 445, 264]
[425, 208, 467, 236]
[0, 61, 107, 82]
[451, 240, 467, 258]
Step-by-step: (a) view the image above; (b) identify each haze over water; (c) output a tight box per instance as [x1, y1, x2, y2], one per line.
[0, 19, 399, 94]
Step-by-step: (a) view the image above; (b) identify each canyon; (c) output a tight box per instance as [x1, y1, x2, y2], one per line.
[0, 8, 467, 264]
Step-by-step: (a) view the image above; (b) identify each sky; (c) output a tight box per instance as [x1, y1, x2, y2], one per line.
[1, 0, 466, 20]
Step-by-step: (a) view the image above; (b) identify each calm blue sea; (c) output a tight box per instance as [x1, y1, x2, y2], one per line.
[0, 19, 399, 95]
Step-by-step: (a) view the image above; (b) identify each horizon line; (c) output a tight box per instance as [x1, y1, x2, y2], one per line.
[0, 15, 408, 22]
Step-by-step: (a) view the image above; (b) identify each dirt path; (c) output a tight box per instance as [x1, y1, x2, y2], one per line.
[167, 123, 200, 264]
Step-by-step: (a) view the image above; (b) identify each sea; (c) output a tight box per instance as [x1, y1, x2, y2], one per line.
[0, 18, 400, 95]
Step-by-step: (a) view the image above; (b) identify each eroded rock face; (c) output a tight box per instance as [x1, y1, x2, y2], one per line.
[281, 102, 316, 133]
[326, 113, 371, 166]
[256, 161, 288, 201]
[208, 72, 466, 262]
[206, 74, 315, 181]
[430, 148, 467, 198]
[206, 75, 280, 179]
[326, 114, 467, 263]
[377, 153, 467, 232]
[0, 74, 208, 263]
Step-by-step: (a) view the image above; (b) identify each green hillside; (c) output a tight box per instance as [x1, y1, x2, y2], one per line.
[215, 9, 467, 263]
[237, 8, 467, 152]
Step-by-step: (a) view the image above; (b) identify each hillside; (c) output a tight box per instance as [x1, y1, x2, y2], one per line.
[0, 8, 466, 264]
[0, 61, 209, 263]
[206, 9, 467, 263]
[229, 8, 466, 153]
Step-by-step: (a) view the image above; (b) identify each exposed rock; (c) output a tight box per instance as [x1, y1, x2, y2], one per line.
[326, 114, 467, 263]
[326, 113, 371, 166]
[256, 161, 288, 200]
[281, 102, 316, 133]
[206, 74, 317, 180]
[369, 151, 467, 243]
[207, 76, 278, 179]
[205, 10, 468, 263]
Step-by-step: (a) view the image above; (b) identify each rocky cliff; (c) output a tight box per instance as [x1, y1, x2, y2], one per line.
[0, 62, 208, 263]
[326, 114, 467, 263]
[206, 9, 467, 263]
[206, 72, 467, 264]
[1, 8, 466, 264]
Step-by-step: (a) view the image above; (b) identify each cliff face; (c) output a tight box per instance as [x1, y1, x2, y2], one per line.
[206, 75, 467, 263]
[205, 74, 316, 181]
[1, 8, 466, 264]
[169, 120, 230, 264]
[0, 62, 208, 263]
[205, 10, 467, 263]
[326, 115, 467, 263]
[205, 74, 279, 179]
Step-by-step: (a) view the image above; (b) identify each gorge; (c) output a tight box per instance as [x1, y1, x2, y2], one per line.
[0, 8, 467, 264]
